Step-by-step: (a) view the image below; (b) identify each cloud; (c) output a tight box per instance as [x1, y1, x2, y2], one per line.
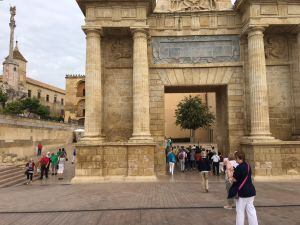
[0, 0, 85, 89]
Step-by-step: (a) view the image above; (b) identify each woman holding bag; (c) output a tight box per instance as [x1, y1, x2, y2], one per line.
[228, 151, 258, 225]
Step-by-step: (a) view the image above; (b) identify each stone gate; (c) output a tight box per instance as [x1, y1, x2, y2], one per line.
[72, 0, 300, 182]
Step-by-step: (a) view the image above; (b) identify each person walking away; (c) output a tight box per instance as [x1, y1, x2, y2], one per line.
[39, 153, 50, 180]
[212, 152, 220, 176]
[228, 151, 258, 225]
[46, 152, 51, 177]
[50, 153, 58, 175]
[224, 153, 239, 209]
[190, 146, 196, 169]
[178, 149, 187, 172]
[72, 148, 76, 164]
[25, 159, 35, 184]
[57, 154, 66, 180]
[185, 148, 191, 171]
[37, 142, 43, 156]
[167, 148, 176, 175]
[198, 151, 211, 192]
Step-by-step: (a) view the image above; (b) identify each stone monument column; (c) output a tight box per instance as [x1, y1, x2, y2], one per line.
[82, 28, 104, 143]
[247, 27, 273, 139]
[130, 28, 153, 142]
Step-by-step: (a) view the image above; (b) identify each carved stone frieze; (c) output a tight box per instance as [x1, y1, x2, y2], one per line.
[111, 39, 132, 60]
[169, 0, 217, 12]
[152, 35, 240, 64]
[264, 35, 288, 60]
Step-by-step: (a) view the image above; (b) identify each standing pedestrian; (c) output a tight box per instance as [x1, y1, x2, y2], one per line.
[72, 148, 76, 164]
[228, 151, 258, 225]
[57, 153, 66, 180]
[178, 148, 187, 172]
[224, 153, 238, 209]
[198, 151, 211, 192]
[50, 153, 58, 175]
[39, 153, 50, 180]
[167, 148, 176, 175]
[211, 152, 220, 176]
[190, 146, 196, 169]
[37, 142, 43, 156]
[25, 159, 35, 184]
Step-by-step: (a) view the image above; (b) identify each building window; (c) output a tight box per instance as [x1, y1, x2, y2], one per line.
[46, 95, 49, 102]
[37, 91, 41, 99]
[61, 98, 64, 105]
[83, 89, 85, 96]
[83, 109, 85, 116]
[54, 96, 57, 103]
[14, 67, 17, 72]
[28, 90, 31, 98]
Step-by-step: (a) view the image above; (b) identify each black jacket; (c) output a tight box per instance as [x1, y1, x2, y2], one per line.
[228, 162, 256, 198]
[198, 157, 211, 172]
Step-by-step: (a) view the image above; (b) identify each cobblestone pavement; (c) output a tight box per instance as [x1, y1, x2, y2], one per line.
[0, 164, 299, 225]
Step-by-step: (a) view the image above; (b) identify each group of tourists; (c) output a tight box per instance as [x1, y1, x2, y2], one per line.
[166, 139, 258, 225]
[25, 147, 76, 184]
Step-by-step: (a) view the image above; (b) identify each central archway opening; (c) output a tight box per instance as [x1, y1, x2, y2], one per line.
[164, 85, 228, 154]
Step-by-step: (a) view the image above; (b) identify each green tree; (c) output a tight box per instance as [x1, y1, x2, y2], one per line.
[21, 97, 40, 116]
[175, 95, 215, 143]
[36, 105, 50, 119]
[3, 100, 24, 115]
[0, 90, 8, 108]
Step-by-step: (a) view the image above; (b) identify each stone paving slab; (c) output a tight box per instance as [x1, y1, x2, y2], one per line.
[0, 207, 299, 225]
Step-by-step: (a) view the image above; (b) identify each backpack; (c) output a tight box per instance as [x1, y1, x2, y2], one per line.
[178, 152, 184, 160]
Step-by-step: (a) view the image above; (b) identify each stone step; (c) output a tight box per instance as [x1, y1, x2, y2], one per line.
[0, 176, 27, 188]
[0, 170, 26, 180]
[0, 173, 25, 186]
[0, 167, 24, 176]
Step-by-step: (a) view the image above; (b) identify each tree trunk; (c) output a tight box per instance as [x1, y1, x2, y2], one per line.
[190, 129, 196, 143]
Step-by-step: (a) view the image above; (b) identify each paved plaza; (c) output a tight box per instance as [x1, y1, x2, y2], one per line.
[0, 168, 299, 225]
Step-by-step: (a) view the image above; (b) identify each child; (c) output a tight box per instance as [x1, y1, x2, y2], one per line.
[25, 159, 35, 184]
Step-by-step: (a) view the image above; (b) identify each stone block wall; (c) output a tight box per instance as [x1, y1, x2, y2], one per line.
[74, 143, 156, 180]
[267, 65, 293, 140]
[242, 142, 300, 176]
[0, 114, 74, 162]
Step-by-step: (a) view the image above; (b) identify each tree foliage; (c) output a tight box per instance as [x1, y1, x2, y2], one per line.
[0, 90, 8, 108]
[175, 95, 215, 131]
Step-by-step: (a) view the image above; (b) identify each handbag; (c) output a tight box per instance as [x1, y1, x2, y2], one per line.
[228, 163, 250, 199]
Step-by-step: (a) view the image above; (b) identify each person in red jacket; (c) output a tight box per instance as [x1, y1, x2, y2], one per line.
[37, 142, 43, 156]
[39, 153, 50, 179]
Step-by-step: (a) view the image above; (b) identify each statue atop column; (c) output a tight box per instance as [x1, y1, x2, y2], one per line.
[8, 6, 16, 61]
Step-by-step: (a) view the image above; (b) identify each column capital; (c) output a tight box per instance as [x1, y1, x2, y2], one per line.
[130, 26, 149, 39]
[82, 26, 103, 36]
[246, 26, 266, 38]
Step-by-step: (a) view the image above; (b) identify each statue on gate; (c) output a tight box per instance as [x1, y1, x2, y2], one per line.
[170, 0, 217, 12]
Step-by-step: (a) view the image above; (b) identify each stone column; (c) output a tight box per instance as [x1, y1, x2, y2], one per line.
[82, 28, 104, 143]
[130, 28, 153, 142]
[247, 27, 273, 139]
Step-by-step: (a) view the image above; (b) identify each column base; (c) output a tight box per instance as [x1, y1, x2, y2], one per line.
[129, 134, 154, 143]
[80, 135, 105, 144]
[242, 135, 279, 144]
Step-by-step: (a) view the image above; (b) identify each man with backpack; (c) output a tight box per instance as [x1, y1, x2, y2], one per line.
[178, 148, 187, 172]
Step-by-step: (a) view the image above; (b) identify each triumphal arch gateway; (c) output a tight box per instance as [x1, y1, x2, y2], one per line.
[72, 0, 300, 182]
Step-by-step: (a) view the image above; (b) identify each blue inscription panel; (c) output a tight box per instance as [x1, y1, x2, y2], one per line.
[152, 35, 240, 64]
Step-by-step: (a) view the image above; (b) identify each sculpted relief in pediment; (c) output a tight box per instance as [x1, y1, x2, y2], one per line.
[170, 0, 217, 12]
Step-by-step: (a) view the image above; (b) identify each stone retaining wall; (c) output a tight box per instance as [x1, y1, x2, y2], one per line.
[242, 141, 300, 176]
[0, 114, 75, 163]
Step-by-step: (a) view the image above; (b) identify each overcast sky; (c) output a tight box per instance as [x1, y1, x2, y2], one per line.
[0, 0, 85, 89]
[0, 0, 236, 90]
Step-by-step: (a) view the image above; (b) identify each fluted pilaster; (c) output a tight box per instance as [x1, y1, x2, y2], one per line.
[130, 28, 153, 142]
[247, 27, 273, 139]
[82, 28, 104, 143]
